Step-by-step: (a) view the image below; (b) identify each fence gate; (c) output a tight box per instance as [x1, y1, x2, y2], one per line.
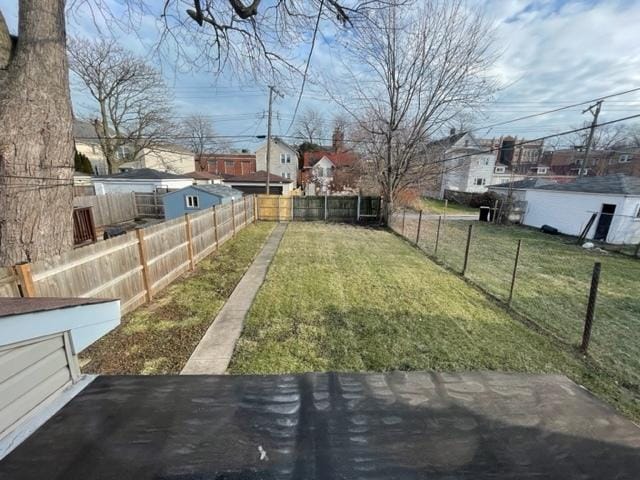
[257, 195, 293, 221]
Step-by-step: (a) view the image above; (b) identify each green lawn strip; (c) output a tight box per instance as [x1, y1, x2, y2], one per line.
[419, 197, 478, 215]
[229, 222, 640, 421]
[81, 222, 275, 375]
[420, 220, 640, 392]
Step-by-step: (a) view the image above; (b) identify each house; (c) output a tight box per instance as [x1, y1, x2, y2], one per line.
[301, 151, 359, 195]
[198, 152, 256, 177]
[438, 131, 547, 194]
[521, 174, 640, 244]
[162, 184, 244, 219]
[185, 171, 224, 185]
[73, 120, 108, 175]
[0, 297, 120, 458]
[223, 171, 294, 195]
[255, 137, 299, 184]
[118, 144, 195, 175]
[93, 168, 193, 195]
[602, 148, 640, 177]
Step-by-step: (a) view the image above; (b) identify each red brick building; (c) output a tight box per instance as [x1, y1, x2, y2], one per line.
[197, 153, 256, 177]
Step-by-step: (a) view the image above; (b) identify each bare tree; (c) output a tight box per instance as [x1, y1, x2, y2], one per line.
[295, 108, 325, 144]
[68, 37, 176, 174]
[0, 0, 387, 264]
[330, 0, 496, 219]
[179, 114, 231, 170]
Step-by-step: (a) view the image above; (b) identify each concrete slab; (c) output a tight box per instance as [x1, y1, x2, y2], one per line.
[181, 223, 287, 374]
[1, 372, 638, 479]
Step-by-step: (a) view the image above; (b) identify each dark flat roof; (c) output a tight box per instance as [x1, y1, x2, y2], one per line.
[1, 372, 639, 479]
[533, 174, 640, 195]
[103, 168, 191, 180]
[0, 297, 115, 318]
[225, 170, 292, 183]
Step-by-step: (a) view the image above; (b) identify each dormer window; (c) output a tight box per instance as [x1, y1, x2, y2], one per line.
[494, 166, 506, 174]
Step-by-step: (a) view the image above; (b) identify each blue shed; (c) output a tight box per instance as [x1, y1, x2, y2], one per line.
[163, 184, 244, 219]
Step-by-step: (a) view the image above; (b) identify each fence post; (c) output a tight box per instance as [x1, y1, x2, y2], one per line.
[401, 208, 406, 236]
[253, 194, 258, 223]
[243, 196, 248, 227]
[278, 195, 282, 223]
[462, 224, 473, 276]
[324, 194, 328, 221]
[135, 228, 152, 302]
[356, 195, 361, 222]
[231, 200, 236, 236]
[416, 210, 423, 245]
[581, 262, 601, 354]
[213, 206, 219, 250]
[131, 191, 138, 218]
[14, 263, 36, 297]
[508, 240, 522, 306]
[434, 216, 442, 255]
[87, 207, 97, 243]
[185, 214, 195, 271]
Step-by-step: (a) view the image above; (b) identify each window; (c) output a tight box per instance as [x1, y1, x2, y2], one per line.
[536, 167, 548, 175]
[185, 195, 199, 209]
[115, 146, 129, 160]
[224, 160, 235, 173]
[494, 166, 505, 174]
[474, 177, 486, 186]
[619, 154, 631, 163]
[282, 172, 291, 179]
[280, 153, 291, 164]
[484, 159, 490, 166]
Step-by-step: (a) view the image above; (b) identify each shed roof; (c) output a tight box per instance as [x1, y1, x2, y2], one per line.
[101, 168, 191, 180]
[0, 297, 115, 319]
[532, 174, 640, 195]
[189, 184, 244, 197]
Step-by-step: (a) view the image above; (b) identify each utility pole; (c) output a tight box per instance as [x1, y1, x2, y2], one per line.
[265, 85, 283, 194]
[581, 100, 603, 176]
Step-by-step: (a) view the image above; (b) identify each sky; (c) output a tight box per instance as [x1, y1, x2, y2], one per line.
[2, 0, 640, 152]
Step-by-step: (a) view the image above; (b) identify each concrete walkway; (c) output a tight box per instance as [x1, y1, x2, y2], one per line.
[181, 223, 287, 374]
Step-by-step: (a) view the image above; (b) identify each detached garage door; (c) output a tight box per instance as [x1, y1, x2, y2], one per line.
[0, 333, 76, 439]
[233, 185, 283, 195]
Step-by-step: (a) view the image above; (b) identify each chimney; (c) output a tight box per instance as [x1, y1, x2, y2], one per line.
[332, 127, 344, 152]
[450, 127, 456, 136]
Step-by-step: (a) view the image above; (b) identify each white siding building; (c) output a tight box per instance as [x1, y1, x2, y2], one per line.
[255, 138, 299, 185]
[93, 168, 193, 194]
[521, 174, 640, 245]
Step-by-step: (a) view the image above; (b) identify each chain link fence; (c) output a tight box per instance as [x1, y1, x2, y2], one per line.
[390, 209, 640, 397]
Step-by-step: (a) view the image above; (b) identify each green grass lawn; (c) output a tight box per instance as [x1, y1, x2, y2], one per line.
[229, 223, 639, 421]
[407, 218, 640, 395]
[418, 197, 478, 215]
[81, 222, 275, 375]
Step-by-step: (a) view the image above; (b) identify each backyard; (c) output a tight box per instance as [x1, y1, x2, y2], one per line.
[416, 197, 478, 216]
[80, 222, 274, 374]
[395, 216, 640, 396]
[229, 222, 639, 420]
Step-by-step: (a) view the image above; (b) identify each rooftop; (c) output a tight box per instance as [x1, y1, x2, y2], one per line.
[489, 178, 556, 190]
[0, 297, 114, 318]
[533, 174, 640, 195]
[2, 372, 639, 479]
[101, 168, 191, 180]
[185, 171, 223, 180]
[183, 184, 244, 197]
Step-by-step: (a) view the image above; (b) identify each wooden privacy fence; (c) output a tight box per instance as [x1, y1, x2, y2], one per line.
[73, 193, 138, 227]
[256, 195, 293, 221]
[2, 196, 256, 315]
[135, 192, 165, 218]
[257, 195, 382, 222]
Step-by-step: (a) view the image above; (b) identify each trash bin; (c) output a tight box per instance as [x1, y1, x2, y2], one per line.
[479, 206, 490, 222]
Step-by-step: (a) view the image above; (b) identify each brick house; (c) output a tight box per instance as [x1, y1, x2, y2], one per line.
[197, 153, 256, 177]
[542, 147, 640, 177]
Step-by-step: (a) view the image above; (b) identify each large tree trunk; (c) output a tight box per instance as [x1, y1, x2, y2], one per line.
[0, 0, 74, 266]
